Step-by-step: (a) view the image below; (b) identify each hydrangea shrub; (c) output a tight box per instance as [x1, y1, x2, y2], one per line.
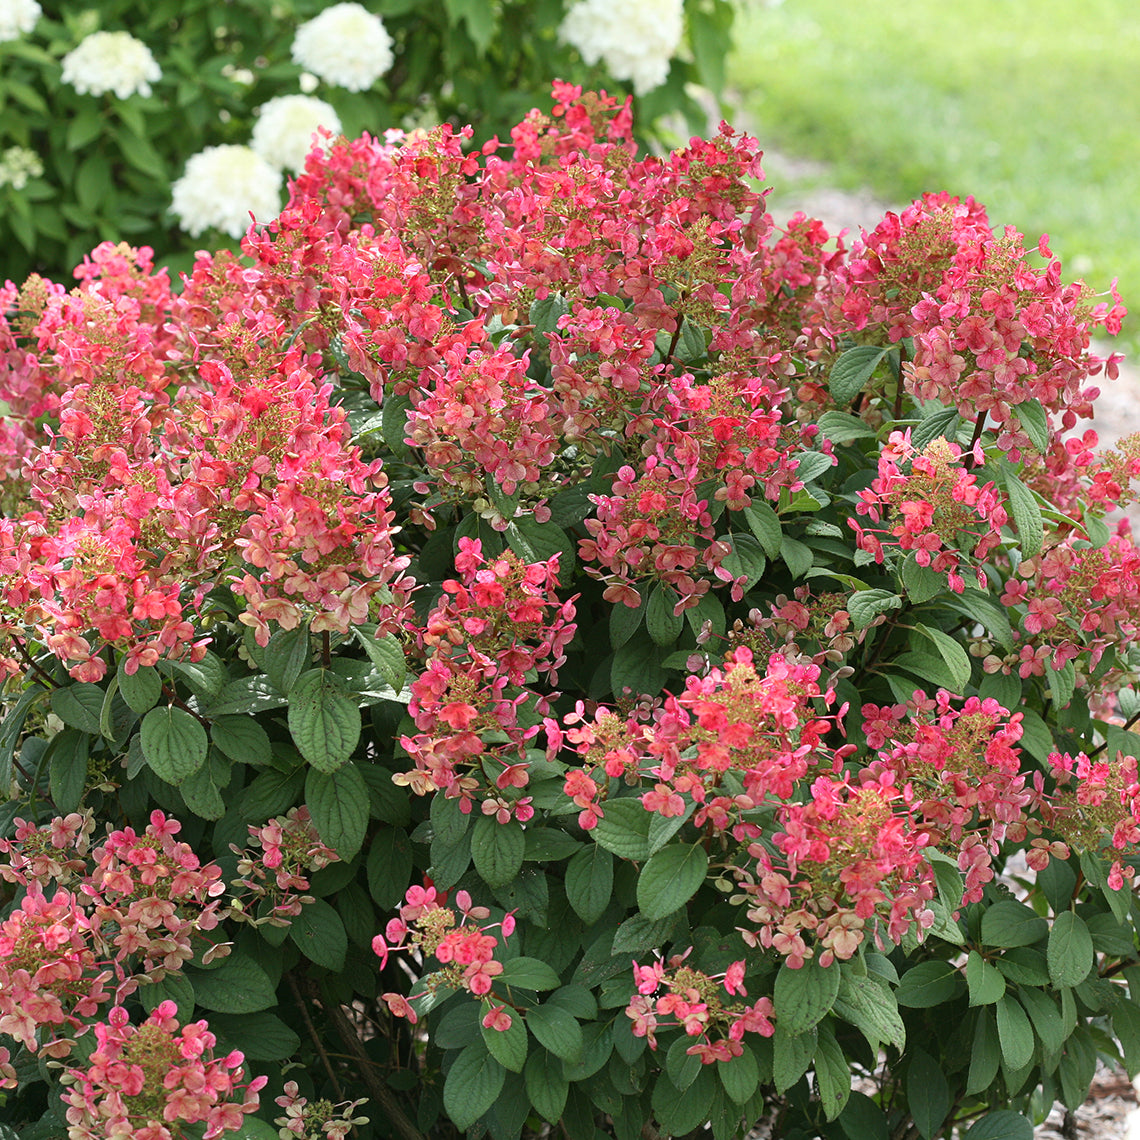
[0, 85, 1138, 1140]
[0, 0, 733, 284]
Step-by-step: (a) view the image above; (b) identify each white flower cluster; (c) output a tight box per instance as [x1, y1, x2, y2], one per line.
[251, 94, 342, 173]
[559, 0, 684, 96]
[291, 2, 394, 92]
[170, 145, 283, 239]
[0, 0, 40, 42]
[0, 145, 43, 190]
[61, 30, 162, 99]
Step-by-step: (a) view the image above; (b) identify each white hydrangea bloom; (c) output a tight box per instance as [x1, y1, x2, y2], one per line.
[61, 30, 162, 99]
[251, 94, 342, 173]
[0, 145, 43, 190]
[559, 0, 684, 96]
[291, 3, 394, 92]
[0, 0, 41, 42]
[170, 145, 283, 239]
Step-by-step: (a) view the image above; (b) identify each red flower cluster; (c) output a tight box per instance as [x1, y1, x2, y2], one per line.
[398, 539, 576, 816]
[372, 885, 515, 1021]
[626, 949, 774, 1063]
[61, 1000, 265, 1140]
[852, 430, 1008, 592]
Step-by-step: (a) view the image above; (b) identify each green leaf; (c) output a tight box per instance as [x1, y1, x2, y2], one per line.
[366, 826, 413, 909]
[565, 845, 613, 925]
[470, 815, 525, 889]
[609, 592, 645, 650]
[717, 1041, 759, 1104]
[900, 554, 944, 604]
[117, 660, 162, 714]
[200, 676, 289, 717]
[721, 532, 767, 593]
[527, 1003, 583, 1063]
[848, 589, 903, 632]
[653, 1065, 717, 1135]
[49, 730, 88, 814]
[139, 971, 196, 1020]
[666, 1034, 701, 1091]
[833, 973, 905, 1053]
[188, 956, 276, 1014]
[980, 900, 1048, 948]
[499, 957, 561, 992]
[352, 627, 406, 692]
[163, 652, 227, 700]
[610, 634, 669, 701]
[913, 623, 972, 692]
[180, 760, 227, 820]
[814, 1022, 851, 1120]
[289, 898, 347, 971]
[51, 682, 104, 734]
[141, 705, 209, 784]
[817, 410, 876, 444]
[288, 668, 361, 772]
[505, 518, 575, 582]
[482, 1011, 528, 1072]
[1013, 398, 1050, 453]
[645, 584, 684, 647]
[636, 843, 708, 920]
[962, 1110, 1033, 1140]
[1019, 986, 1065, 1057]
[911, 407, 961, 452]
[305, 762, 369, 860]
[1044, 659, 1076, 709]
[829, 344, 889, 405]
[1113, 1000, 1140, 1077]
[444, 0, 498, 53]
[772, 1024, 816, 1092]
[209, 1010, 301, 1061]
[524, 1049, 568, 1123]
[529, 293, 569, 335]
[999, 464, 1043, 559]
[1048, 910, 1094, 987]
[611, 910, 681, 954]
[895, 960, 965, 1008]
[942, 588, 1016, 652]
[837, 1091, 889, 1140]
[995, 994, 1034, 1071]
[907, 1049, 950, 1140]
[743, 501, 782, 558]
[891, 651, 960, 692]
[773, 957, 841, 1036]
[209, 716, 272, 766]
[966, 951, 1006, 1006]
[444, 1041, 506, 1132]
[780, 535, 814, 579]
[966, 1008, 1002, 1094]
[262, 626, 311, 695]
[591, 797, 651, 861]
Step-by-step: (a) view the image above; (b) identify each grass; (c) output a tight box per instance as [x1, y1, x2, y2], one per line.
[726, 0, 1140, 355]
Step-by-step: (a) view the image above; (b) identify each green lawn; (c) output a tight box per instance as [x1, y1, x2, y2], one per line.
[727, 0, 1140, 355]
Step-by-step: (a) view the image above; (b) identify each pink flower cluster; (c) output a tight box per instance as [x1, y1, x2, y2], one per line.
[372, 884, 516, 1022]
[851, 431, 1008, 592]
[626, 949, 774, 1063]
[61, 1000, 265, 1140]
[275, 1080, 369, 1139]
[553, 647, 845, 836]
[0, 810, 227, 1054]
[398, 539, 576, 816]
[859, 692, 1035, 904]
[0, 236, 413, 680]
[997, 534, 1140, 680]
[1043, 749, 1140, 891]
[231, 805, 340, 923]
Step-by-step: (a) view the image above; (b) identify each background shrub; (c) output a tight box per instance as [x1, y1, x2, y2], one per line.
[0, 0, 734, 284]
